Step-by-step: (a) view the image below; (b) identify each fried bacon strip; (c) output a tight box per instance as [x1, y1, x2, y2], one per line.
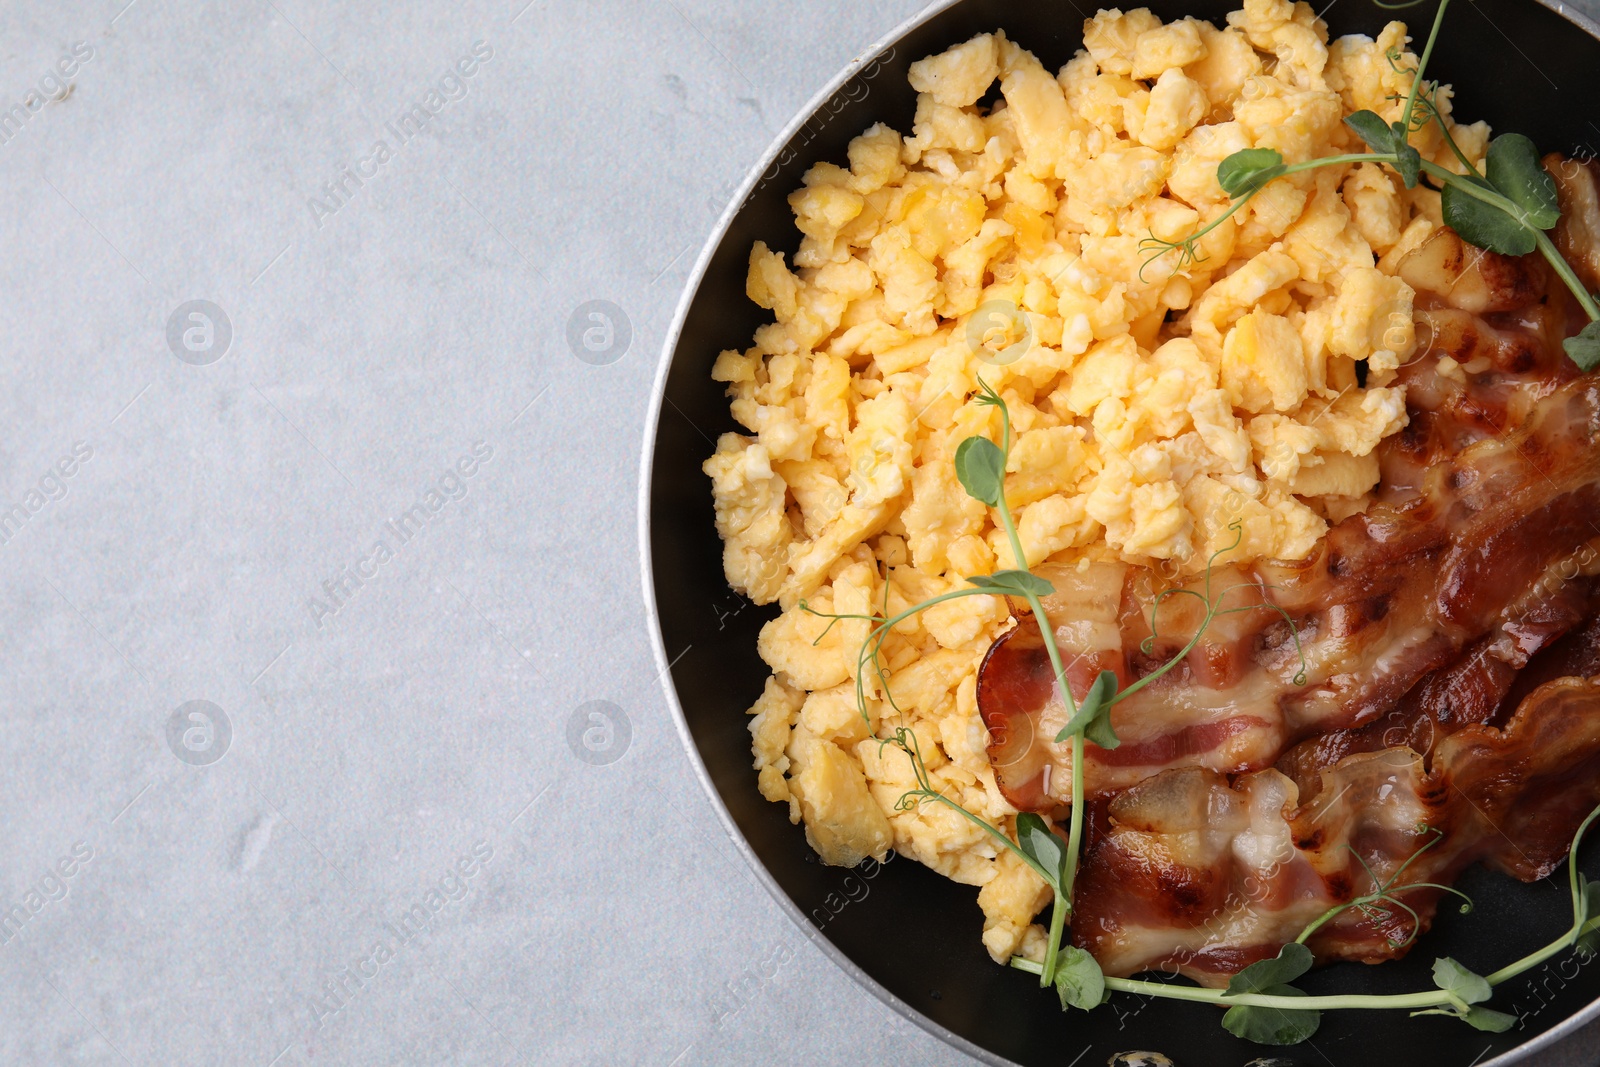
[978, 159, 1600, 981]
[1072, 675, 1600, 987]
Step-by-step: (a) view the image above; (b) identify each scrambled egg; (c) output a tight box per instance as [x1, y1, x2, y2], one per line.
[705, 1, 1487, 962]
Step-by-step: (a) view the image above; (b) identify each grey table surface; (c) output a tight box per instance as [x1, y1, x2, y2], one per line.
[0, 1, 1597, 1065]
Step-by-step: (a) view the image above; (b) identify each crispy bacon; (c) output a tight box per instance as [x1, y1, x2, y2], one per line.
[980, 367, 1600, 803]
[1072, 675, 1600, 986]
[979, 160, 1600, 982]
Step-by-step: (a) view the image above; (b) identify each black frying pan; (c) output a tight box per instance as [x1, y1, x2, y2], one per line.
[642, 2, 1600, 1062]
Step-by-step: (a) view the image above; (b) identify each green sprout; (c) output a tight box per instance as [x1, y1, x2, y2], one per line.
[1292, 825, 1474, 952]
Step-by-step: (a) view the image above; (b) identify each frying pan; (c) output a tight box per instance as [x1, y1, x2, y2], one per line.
[642, 2, 1600, 1062]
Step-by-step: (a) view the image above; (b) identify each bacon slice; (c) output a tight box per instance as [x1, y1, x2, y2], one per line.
[979, 163, 1600, 982]
[1071, 675, 1600, 985]
[980, 362, 1600, 803]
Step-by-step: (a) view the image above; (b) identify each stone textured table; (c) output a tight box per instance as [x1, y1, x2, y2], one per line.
[0, 1, 1595, 1064]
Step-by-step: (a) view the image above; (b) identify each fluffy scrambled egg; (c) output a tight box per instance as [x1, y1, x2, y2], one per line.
[705, 1, 1487, 963]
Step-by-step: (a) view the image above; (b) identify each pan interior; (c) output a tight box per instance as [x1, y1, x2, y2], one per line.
[647, 2, 1600, 1063]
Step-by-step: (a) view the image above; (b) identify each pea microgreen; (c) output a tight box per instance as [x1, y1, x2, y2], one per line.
[1220, 944, 1323, 1044]
[966, 569, 1055, 598]
[1223, 986, 1321, 1045]
[1229, 943, 1316, 994]
[1291, 826, 1473, 951]
[1217, 147, 1288, 198]
[1053, 945, 1108, 1011]
[1016, 811, 1075, 986]
[1015, 812, 1069, 887]
[1443, 174, 1541, 255]
[1564, 321, 1600, 372]
[953, 434, 1005, 508]
[1484, 134, 1561, 229]
[1056, 669, 1119, 749]
[1409, 958, 1515, 1031]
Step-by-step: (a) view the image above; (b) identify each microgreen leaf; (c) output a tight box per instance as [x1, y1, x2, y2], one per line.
[1417, 959, 1512, 1031]
[1345, 110, 1395, 153]
[953, 435, 1005, 507]
[1055, 669, 1119, 748]
[1485, 133, 1560, 230]
[1015, 812, 1067, 889]
[1340, 112, 1423, 187]
[1217, 148, 1286, 198]
[1411, 1003, 1518, 1031]
[1432, 958, 1492, 1005]
[1080, 705, 1120, 750]
[1456, 1005, 1517, 1032]
[1053, 946, 1107, 1011]
[1563, 320, 1600, 372]
[1443, 174, 1538, 255]
[1442, 134, 1561, 257]
[1226, 943, 1315, 996]
[967, 569, 1055, 598]
[1415, 1003, 1519, 1031]
[1393, 142, 1422, 189]
[1222, 989, 1321, 1045]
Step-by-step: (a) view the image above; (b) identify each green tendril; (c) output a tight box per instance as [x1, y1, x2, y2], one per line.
[1120, 520, 1310, 699]
[1293, 829, 1460, 949]
[882, 726, 1055, 885]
